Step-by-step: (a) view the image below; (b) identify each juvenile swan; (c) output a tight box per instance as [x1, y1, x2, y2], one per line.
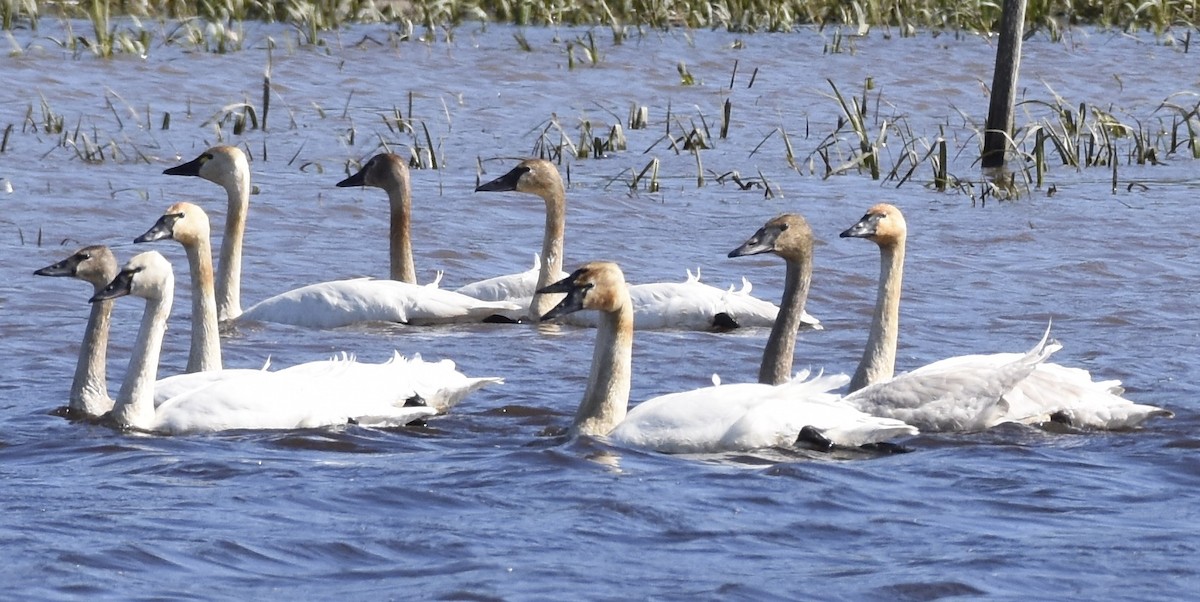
[838, 203, 1172, 431]
[728, 214, 818, 385]
[91, 252, 497, 434]
[471, 159, 813, 330]
[539, 262, 916, 453]
[35, 245, 119, 419]
[333, 153, 418, 283]
[165, 147, 519, 328]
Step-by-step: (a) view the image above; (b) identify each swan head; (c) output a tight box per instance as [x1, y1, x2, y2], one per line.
[35, 245, 119, 291]
[840, 203, 907, 246]
[90, 251, 173, 304]
[476, 159, 563, 199]
[728, 213, 814, 263]
[163, 145, 249, 188]
[336, 153, 410, 190]
[135, 202, 211, 247]
[538, 261, 629, 321]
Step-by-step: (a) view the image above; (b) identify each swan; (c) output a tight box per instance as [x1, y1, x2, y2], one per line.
[727, 214, 819, 385]
[134, 202, 221, 373]
[165, 146, 520, 328]
[537, 261, 917, 453]
[333, 152, 418, 283]
[90, 251, 499, 434]
[837, 203, 1172, 431]
[132, 201, 502, 408]
[472, 159, 818, 330]
[164, 145, 249, 321]
[34, 245, 118, 419]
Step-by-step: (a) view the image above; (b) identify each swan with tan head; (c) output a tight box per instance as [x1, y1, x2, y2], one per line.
[34, 245, 119, 419]
[132, 202, 503, 411]
[838, 203, 1172, 431]
[472, 159, 815, 330]
[164, 147, 520, 328]
[539, 262, 916, 452]
[91, 251, 499, 434]
[728, 214, 818, 385]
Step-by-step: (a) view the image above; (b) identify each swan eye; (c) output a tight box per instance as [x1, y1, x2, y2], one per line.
[779, 223, 789, 231]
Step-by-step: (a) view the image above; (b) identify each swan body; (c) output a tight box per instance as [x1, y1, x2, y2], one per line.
[840, 203, 1171, 431]
[92, 252, 499, 434]
[539, 262, 916, 453]
[454, 254, 551, 302]
[238, 278, 521, 328]
[34, 245, 118, 418]
[475, 159, 805, 330]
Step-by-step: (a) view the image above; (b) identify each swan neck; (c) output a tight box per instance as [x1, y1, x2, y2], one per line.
[112, 283, 173, 431]
[531, 187, 566, 320]
[850, 239, 904, 391]
[571, 301, 633, 438]
[184, 237, 222, 373]
[73, 296, 114, 417]
[387, 183, 417, 283]
[216, 174, 248, 321]
[759, 256, 811, 385]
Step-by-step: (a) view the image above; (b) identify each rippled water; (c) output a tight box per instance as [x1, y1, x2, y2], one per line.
[1, 21, 1198, 599]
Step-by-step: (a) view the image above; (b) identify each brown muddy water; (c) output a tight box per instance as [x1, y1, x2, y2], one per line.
[0, 20, 1198, 599]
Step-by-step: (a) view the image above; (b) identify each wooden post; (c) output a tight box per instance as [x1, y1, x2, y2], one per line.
[981, 0, 1028, 168]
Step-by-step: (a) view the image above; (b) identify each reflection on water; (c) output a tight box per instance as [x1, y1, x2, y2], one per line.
[0, 21, 1198, 599]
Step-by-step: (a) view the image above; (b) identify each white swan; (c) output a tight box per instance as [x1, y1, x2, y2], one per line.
[90, 251, 498, 434]
[837, 203, 1172, 431]
[164, 146, 519, 328]
[34, 245, 118, 419]
[132, 201, 502, 409]
[472, 159, 817, 330]
[538, 262, 916, 453]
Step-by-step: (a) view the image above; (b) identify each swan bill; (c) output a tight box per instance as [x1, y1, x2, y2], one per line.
[840, 212, 885, 239]
[335, 164, 368, 187]
[537, 269, 593, 321]
[34, 254, 85, 277]
[90, 268, 138, 303]
[163, 152, 210, 177]
[134, 213, 183, 244]
[728, 224, 783, 258]
[475, 165, 529, 192]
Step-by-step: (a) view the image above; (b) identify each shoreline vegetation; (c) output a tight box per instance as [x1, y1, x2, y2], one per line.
[2, 1, 1198, 203]
[3, 1, 1198, 40]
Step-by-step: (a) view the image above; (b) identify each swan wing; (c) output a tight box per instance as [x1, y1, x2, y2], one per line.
[238, 279, 521, 328]
[618, 278, 818, 330]
[844, 331, 1060, 432]
[1004, 362, 1172, 429]
[454, 265, 545, 301]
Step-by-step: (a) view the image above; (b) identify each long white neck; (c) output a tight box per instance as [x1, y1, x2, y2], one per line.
[759, 256, 812, 385]
[531, 188, 566, 320]
[216, 173, 249, 321]
[183, 236, 222, 372]
[387, 183, 416, 283]
[72, 295, 114, 417]
[849, 239, 904, 391]
[570, 300, 633, 438]
[112, 282, 173, 431]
